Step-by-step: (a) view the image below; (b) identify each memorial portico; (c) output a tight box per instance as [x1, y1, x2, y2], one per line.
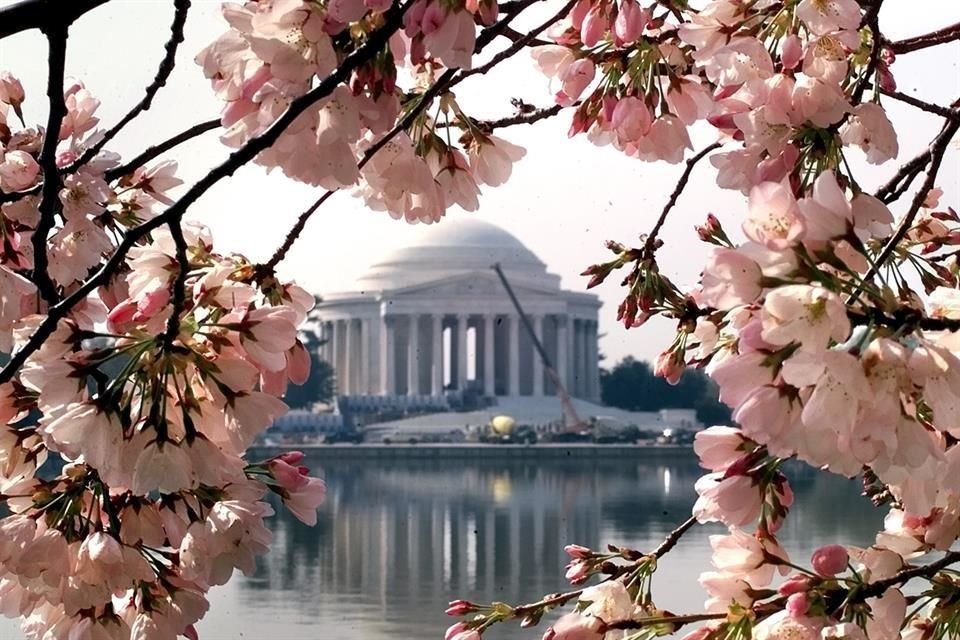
[315, 220, 601, 401]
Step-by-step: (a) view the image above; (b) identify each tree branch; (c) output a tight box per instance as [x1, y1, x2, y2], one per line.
[851, 7, 883, 104]
[889, 20, 960, 54]
[882, 88, 960, 120]
[31, 24, 69, 305]
[104, 118, 221, 182]
[0, 1, 414, 385]
[651, 515, 697, 559]
[854, 116, 960, 298]
[875, 149, 931, 204]
[860, 551, 960, 599]
[0, 0, 109, 39]
[66, 0, 191, 174]
[643, 142, 723, 258]
[162, 220, 188, 347]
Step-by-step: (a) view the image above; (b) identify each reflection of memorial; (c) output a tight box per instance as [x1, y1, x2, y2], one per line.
[236, 457, 883, 639]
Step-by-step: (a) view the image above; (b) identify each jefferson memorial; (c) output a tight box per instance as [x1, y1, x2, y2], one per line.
[315, 219, 602, 401]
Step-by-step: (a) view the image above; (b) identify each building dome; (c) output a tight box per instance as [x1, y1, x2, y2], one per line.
[349, 219, 558, 294]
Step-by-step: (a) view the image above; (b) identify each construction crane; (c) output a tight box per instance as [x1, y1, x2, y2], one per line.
[491, 263, 587, 433]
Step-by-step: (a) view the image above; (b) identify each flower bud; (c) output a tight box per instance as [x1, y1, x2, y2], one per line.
[811, 544, 848, 576]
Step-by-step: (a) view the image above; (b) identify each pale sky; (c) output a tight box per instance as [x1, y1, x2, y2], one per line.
[0, 0, 957, 364]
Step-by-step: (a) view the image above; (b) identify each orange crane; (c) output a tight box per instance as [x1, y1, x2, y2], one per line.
[491, 263, 587, 433]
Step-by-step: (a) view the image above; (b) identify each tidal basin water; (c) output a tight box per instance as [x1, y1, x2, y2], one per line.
[2, 449, 883, 640]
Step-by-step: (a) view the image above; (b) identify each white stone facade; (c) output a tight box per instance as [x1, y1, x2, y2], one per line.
[315, 220, 602, 401]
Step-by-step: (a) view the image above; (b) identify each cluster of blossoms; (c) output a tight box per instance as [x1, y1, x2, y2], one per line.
[197, 0, 525, 224]
[446, 0, 960, 639]
[0, 69, 326, 639]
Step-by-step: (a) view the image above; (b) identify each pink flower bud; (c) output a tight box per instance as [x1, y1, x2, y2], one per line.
[654, 351, 684, 385]
[781, 35, 803, 71]
[445, 600, 478, 616]
[777, 574, 811, 596]
[0, 72, 25, 107]
[277, 451, 306, 465]
[564, 544, 592, 559]
[614, 0, 647, 45]
[445, 622, 480, 640]
[564, 558, 590, 584]
[811, 544, 848, 576]
[786, 592, 810, 618]
[580, 5, 607, 47]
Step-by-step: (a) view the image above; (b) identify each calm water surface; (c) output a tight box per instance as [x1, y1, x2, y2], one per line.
[1, 450, 883, 640]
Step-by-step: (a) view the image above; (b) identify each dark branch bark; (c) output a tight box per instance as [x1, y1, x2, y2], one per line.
[0, 1, 414, 384]
[104, 118, 221, 182]
[31, 25, 69, 305]
[889, 20, 960, 54]
[882, 89, 960, 120]
[162, 220, 188, 346]
[0, 0, 110, 39]
[67, 0, 191, 174]
[875, 150, 931, 204]
[851, 8, 883, 104]
[853, 116, 960, 301]
[860, 551, 960, 598]
[644, 142, 723, 257]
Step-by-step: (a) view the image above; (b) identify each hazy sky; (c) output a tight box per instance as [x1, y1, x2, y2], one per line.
[0, 0, 957, 364]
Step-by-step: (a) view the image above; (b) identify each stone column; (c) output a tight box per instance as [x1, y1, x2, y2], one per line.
[408, 315, 421, 396]
[556, 316, 568, 394]
[343, 319, 354, 395]
[456, 313, 469, 390]
[381, 316, 396, 395]
[483, 314, 495, 397]
[532, 314, 544, 397]
[508, 314, 520, 396]
[432, 314, 444, 396]
[360, 317, 371, 396]
[330, 320, 340, 394]
[587, 320, 599, 401]
[579, 320, 589, 399]
[574, 319, 585, 397]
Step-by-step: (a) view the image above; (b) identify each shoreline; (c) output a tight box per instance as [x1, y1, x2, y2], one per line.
[250, 443, 694, 458]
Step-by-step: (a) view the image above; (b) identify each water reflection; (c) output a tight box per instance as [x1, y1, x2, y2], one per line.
[199, 452, 883, 640]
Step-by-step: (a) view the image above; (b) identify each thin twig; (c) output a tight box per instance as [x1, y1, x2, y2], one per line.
[889, 20, 960, 54]
[105, 118, 221, 182]
[860, 551, 960, 598]
[851, 7, 883, 104]
[882, 88, 960, 120]
[0, 0, 109, 39]
[31, 24, 69, 305]
[162, 221, 189, 346]
[643, 142, 723, 257]
[652, 514, 697, 558]
[0, 1, 414, 384]
[875, 149, 931, 204]
[852, 116, 960, 301]
[66, 0, 191, 174]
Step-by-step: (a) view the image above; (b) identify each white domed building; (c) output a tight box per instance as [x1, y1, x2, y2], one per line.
[315, 219, 601, 401]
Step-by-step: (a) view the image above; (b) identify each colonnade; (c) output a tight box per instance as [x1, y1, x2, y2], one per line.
[318, 313, 600, 400]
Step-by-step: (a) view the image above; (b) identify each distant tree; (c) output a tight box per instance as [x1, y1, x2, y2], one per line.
[283, 299, 336, 410]
[599, 357, 731, 425]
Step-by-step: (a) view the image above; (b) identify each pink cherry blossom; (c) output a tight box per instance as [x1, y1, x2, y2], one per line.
[0, 150, 40, 192]
[744, 182, 806, 250]
[694, 426, 750, 471]
[468, 135, 526, 187]
[811, 544, 849, 576]
[840, 103, 899, 165]
[761, 285, 850, 351]
[796, 0, 862, 36]
[700, 247, 763, 308]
